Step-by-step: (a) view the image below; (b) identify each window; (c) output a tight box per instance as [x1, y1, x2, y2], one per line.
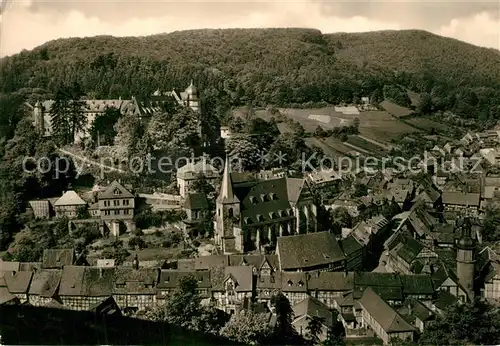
[113, 189, 121, 195]
[104, 201, 110, 207]
[104, 210, 111, 216]
[124, 209, 130, 215]
[123, 199, 130, 206]
[114, 210, 120, 215]
[114, 200, 120, 206]
[228, 208, 233, 217]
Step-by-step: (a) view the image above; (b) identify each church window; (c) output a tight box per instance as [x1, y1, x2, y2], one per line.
[228, 208, 233, 217]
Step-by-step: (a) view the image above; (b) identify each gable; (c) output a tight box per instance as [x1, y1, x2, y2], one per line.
[98, 181, 134, 200]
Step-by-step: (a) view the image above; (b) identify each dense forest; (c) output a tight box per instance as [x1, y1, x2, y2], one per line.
[1, 28, 499, 122]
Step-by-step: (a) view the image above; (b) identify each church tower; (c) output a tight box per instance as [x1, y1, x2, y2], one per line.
[456, 218, 475, 301]
[215, 153, 242, 254]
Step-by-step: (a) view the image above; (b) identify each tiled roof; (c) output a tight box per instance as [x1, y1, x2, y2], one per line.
[29, 269, 62, 298]
[341, 235, 363, 256]
[281, 272, 308, 293]
[3, 271, 33, 293]
[82, 267, 114, 297]
[183, 193, 208, 210]
[400, 275, 434, 296]
[442, 191, 480, 207]
[359, 287, 415, 333]
[277, 232, 345, 270]
[0, 260, 20, 272]
[398, 298, 434, 322]
[396, 236, 424, 264]
[54, 191, 86, 206]
[176, 159, 219, 180]
[59, 266, 86, 296]
[307, 271, 354, 291]
[228, 254, 279, 272]
[113, 268, 157, 295]
[292, 296, 333, 327]
[193, 255, 229, 270]
[42, 249, 75, 269]
[157, 270, 210, 290]
[98, 180, 134, 200]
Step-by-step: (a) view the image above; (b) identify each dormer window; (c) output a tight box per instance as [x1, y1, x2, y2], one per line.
[256, 214, 264, 222]
[269, 212, 275, 219]
[261, 194, 269, 202]
[298, 280, 304, 287]
[244, 217, 252, 225]
[288, 280, 293, 286]
[114, 188, 121, 195]
[249, 196, 257, 204]
[270, 276, 275, 283]
[270, 193, 277, 201]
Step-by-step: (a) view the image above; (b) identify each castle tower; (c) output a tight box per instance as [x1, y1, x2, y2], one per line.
[184, 80, 200, 112]
[33, 100, 45, 135]
[456, 219, 475, 301]
[215, 153, 241, 254]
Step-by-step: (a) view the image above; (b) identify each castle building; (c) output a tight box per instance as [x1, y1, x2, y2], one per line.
[214, 155, 318, 254]
[31, 82, 201, 142]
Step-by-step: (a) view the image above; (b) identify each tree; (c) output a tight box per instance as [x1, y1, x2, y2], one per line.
[329, 207, 353, 234]
[90, 106, 121, 145]
[50, 84, 87, 145]
[306, 315, 325, 345]
[419, 299, 500, 345]
[352, 183, 368, 197]
[481, 203, 500, 242]
[220, 310, 274, 345]
[146, 275, 226, 334]
[226, 134, 261, 171]
[417, 92, 433, 114]
[114, 112, 143, 159]
[270, 293, 303, 344]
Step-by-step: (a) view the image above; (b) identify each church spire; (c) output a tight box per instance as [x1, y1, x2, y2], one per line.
[218, 152, 238, 203]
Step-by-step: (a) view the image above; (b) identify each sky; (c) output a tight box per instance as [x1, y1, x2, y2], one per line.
[0, 0, 499, 57]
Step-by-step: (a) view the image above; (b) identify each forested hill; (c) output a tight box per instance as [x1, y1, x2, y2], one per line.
[1, 28, 499, 117]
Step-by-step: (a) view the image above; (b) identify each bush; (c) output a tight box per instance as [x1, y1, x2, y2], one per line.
[192, 240, 201, 247]
[162, 240, 172, 248]
[128, 236, 146, 250]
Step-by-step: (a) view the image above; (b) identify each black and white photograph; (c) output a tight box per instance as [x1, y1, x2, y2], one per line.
[0, 0, 499, 344]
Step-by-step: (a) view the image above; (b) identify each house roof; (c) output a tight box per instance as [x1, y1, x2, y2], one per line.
[82, 267, 114, 297]
[54, 191, 87, 206]
[228, 254, 279, 272]
[59, 265, 86, 296]
[98, 180, 134, 199]
[442, 192, 480, 207]
[281, 272, 308, 293]
[113, 268, 157, 295]
[396, 236, 424, 264]
[400, 275, 435, 296]
[29, 269, 62, 298]
[359, 287, 415, 333]
[292, 296, 333, 327]
[193, 255, 229, 270]
[398, 298, 434, 322]
[157, 270, 211, 290]
[434, 290, 459, 311]
[341, 235, 363, 256]
[42, 249, 75, 269]
[3, 271, 33, 293]
[0, 260, 20, 272]
[183, 193, 208, 210]
[277, 232, 345, 270]
[307, 271, 354, 291]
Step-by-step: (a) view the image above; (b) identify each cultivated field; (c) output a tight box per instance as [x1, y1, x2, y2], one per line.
[345, 135, 388, 157]
[404, 117, 453, 133]
[379, 100, 414, 118]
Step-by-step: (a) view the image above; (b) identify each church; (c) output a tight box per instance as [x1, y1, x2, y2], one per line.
[214, 155, 318, 254]
[30, 81, 201, 142]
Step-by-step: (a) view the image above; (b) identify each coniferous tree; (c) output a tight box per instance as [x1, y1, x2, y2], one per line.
[50, 83, 87, 145]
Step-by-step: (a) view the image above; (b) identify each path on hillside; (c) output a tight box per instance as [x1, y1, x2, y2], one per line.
[57, 147, 126, 173]
[342, 142, 373, 155]
[356, 135, 393, 151]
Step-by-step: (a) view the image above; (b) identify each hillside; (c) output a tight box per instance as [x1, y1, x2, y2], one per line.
[0, 28, 499, 121]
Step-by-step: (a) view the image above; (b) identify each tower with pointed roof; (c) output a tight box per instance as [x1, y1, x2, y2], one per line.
[456, 217, 475, 301]
[215, 153, 242, 254]
[184, 80, 200, 112]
